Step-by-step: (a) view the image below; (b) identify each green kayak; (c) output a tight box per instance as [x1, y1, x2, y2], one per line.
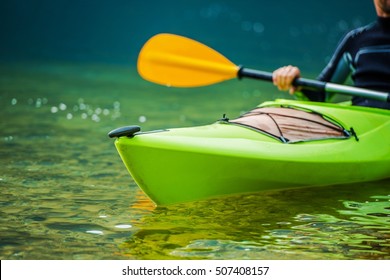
[109, 99, 390, 205]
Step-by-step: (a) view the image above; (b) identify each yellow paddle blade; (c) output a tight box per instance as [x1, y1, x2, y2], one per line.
[137, 33, 240, 87]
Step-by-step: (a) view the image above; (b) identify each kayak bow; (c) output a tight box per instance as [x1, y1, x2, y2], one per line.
[110, 34, 390, 205]
[110, 99, 390, 205]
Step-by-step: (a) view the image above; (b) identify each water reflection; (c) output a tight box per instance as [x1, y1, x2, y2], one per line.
[122, 182, 390, 260]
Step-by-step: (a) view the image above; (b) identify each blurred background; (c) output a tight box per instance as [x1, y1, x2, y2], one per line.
[0, 0, 375, 71]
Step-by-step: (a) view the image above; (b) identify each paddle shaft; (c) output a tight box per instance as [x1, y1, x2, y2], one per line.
[238, 67, 390, 103]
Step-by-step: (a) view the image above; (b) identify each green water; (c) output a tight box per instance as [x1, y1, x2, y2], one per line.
[1, 62, 389, 260]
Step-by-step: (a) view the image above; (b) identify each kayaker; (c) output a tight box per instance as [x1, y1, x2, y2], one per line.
[272, 0, 390, 109]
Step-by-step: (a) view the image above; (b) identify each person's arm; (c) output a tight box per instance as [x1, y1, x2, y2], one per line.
[273, 32, 354, 101]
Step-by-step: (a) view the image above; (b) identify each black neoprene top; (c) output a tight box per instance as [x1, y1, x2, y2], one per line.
[303, 17, 390, 109]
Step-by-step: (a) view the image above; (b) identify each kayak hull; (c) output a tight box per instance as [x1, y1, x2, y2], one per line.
[112, 99, 390, 205]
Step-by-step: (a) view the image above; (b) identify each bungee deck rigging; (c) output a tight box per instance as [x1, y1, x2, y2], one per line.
[223, 105, 355, 143]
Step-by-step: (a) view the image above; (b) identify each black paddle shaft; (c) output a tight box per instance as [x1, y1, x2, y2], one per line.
[238, 67, 390, 102]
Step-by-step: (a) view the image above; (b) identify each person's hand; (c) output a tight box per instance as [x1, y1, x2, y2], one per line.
[272, 65, 301, 94]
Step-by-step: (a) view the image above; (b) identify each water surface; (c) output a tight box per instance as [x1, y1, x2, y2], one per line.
[1, 63, 389, 260]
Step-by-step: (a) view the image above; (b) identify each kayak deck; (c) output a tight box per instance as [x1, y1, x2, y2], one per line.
[111, 99, 390, 205]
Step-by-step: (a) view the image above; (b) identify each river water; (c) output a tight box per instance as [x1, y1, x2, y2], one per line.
[1, 62, 389, 260]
